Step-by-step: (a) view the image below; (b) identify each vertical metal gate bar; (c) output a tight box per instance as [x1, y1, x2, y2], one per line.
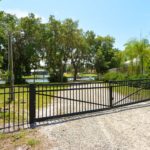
[29, 84, 36, 128]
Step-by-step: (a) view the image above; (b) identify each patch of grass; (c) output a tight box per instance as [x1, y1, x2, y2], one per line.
[0, 129, 42, 149]
[0, 133, 8, 140]
[0, 112, 9, 119]
[0, 130, 26, 141]
[27, 139, 40, 147]
[79, 73, 97, 77]
[22, 75, 39, 79]
[64, 73, 73, 77]
[64, 73, 97, 77]
[12, 131, 26, 141]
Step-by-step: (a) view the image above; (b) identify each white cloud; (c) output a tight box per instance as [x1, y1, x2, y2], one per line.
[5, 9, 28, 18]
[3, 9, 48, 23]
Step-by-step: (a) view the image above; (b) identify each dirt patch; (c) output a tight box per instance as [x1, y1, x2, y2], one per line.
[0, 129, 54, 150]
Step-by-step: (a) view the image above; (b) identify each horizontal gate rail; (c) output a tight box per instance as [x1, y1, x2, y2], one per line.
[36, 93, 109, 107]
[36, 86, 109, 93]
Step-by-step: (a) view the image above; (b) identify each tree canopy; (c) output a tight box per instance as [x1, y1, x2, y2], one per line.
[123, 39, 150, 75]
[0, 11, 121, 83]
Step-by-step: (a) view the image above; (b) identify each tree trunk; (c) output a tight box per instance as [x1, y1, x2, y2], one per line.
[60, 63, 64, 82]
[73, 66, 78, 81]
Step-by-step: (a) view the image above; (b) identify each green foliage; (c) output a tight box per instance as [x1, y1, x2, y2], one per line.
[127, 74, 149, 80]
[0, 10, 121, 83]
[123, 38, 150, 75]
[103, 72, 127, 81]
[94, 36, 120, 74]
[103, 71, 150, 82]
[0, 11, 43, 84]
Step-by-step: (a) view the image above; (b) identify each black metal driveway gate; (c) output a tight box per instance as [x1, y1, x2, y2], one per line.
[0, 79, 150, 132]
[32, 82, 110, 124]
[110, 79, 150, 107]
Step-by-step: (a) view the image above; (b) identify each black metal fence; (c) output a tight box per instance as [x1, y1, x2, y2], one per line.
[34, 82, 110, 123]
[0, 79, 150, 132]
[110, 79, 150, 107]
[0, 85, 30, 132]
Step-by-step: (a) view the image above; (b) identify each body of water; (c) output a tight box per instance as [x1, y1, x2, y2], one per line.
[0, 80, 6, 84]
[67, 76, 95, 81]
[25, 78, 49, 83]
[0, 76, 96, 84]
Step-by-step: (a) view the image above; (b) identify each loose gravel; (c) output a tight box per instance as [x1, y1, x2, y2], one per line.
[38, 102, 150, 150]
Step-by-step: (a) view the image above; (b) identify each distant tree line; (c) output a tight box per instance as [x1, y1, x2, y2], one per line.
[0, 11, 121, 83]
[1, 11, 150, 83]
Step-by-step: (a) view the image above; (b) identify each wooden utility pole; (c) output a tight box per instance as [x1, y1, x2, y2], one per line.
[8, 32, 15, 101]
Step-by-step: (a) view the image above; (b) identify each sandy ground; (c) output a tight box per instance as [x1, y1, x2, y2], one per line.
[37, 101, 150, 150]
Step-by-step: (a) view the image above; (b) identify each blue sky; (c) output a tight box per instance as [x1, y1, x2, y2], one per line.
[0, 0, 150, 50]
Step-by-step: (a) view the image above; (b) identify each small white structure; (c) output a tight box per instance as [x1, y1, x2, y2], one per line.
[124, 58, 140, 65]
[31, 59, 48, 76]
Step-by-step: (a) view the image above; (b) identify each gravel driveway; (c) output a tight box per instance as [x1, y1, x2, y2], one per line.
[38, 101, 150, 150]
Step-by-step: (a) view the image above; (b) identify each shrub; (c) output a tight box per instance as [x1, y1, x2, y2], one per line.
[48, 74, 68, 82]
[127, 74, 149, 80]
[63, 76, 68, 82]
[103, 72, 127, 81]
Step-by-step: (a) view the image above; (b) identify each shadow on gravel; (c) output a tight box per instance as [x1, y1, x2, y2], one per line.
[35, 101, 150, 128]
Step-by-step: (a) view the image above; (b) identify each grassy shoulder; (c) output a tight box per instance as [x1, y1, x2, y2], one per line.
[0, 129, 42, 150]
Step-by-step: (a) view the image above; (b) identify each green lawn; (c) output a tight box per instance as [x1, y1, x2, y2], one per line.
[64, 73, 73, 77]
[79, 73, 97, 77]
[23, 75, 36, 79]
[64, 73, 97, 78]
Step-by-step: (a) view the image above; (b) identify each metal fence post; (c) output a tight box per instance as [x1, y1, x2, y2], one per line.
[29, 84, 36, 128]
[109, 82, 113, 108]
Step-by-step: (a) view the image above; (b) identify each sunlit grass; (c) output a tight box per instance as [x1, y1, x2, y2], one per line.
[79, 73, 97, 77]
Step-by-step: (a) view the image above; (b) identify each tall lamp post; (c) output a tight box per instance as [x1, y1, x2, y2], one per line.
[8, 32, 15, 101]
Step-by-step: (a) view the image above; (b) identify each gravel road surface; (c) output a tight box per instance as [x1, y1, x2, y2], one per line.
[38, 101, 150, 150]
